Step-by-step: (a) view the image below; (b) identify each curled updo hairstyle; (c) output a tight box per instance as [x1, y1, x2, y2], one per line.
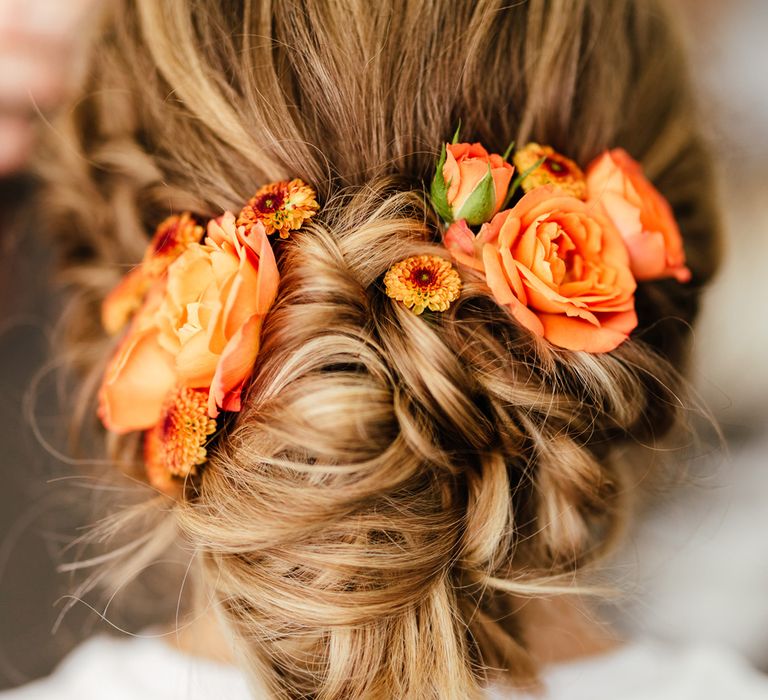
[40, 0, 719, 697]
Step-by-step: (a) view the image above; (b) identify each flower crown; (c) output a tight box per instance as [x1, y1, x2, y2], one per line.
[98, 133, 689, 491]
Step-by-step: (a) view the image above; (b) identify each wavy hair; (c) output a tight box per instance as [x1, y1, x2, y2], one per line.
[38, 0, 719, 697]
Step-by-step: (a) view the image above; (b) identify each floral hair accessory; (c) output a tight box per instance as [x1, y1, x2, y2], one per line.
[384, 255, 461, 315]
[585, 149, 691, 282]
[237, 178, 319, 239]
[98, 179, 317, 491]
[512, 143, 587, 199]
[436, 133, 690, 353]
[430, 131, 514, 226]
[98, 214, 279, 486]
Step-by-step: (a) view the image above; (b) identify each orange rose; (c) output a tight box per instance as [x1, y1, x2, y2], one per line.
[101, 213, 204, 336]
[586, 149, 691, 282]
[98, 212, 279, 432]
[444, 187, 637, 352]
[431, 142, 514, 225]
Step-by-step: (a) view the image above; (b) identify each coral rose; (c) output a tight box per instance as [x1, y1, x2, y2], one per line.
[586, 148, 691, 282]
[431, 142, 514, 226]
[98, 212, 279, 432]
[444, 187, 638, 352]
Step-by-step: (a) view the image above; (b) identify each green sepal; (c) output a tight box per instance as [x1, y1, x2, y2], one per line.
[451, 120, 462, 144]
[502, 156, 545, 209]
[454, 164, 496, 226]
[429, 142, 454, 222]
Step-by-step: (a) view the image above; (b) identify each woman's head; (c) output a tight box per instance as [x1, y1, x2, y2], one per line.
[40, 0, 719, 697]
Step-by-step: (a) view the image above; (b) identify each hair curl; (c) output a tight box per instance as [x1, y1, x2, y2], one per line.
[38, 0, 719, 697]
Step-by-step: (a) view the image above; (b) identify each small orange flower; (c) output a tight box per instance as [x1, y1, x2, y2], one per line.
[144, 386, 217, 490]
[384, 255, 461, 315]
[102, 213, 204, 335]
[513, 143, 587, 199]
[144, 213, 206, 272]
[237, 179, 319, 239]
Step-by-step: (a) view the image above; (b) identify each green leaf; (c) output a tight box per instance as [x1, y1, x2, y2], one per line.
[455, 165, 496, 226]
[502, 140, 515, 161]
[502, 156, 545, 209]
[451, 120, 462, 144]
[429, 143, 454, 222]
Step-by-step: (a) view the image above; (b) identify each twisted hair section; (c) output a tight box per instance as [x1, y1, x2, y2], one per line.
[37, 0, 719, 697]
[171, 183, 684, 697]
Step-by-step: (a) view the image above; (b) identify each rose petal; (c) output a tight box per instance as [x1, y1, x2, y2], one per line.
[590, 212, 632, 272]
[98, 328, 176, 432]
[250, 222, 280, 315]
[450, 158, 492, 212]
[207, 211, 238, 246]
[600, 308, 639, 335]
[221, 246, 261, 339]
[464, 143, 490, 159]
[443, 146, 462, 205]
[538, 313, 631, 353]
[498, 244, 527, 305]
[513, 187, 577, 228]
[672, 265, 692, 283]
[516, 261, 599, 325]
[444, 220, 486, 272]
[101, 266, 149, 336]
[586, 151, 639, 208]
[477, 210, 507, 248]
[623, 230, 668, 281]
[514, 216, 540, 270]
[592, 190, 643, 241]
[495, 212, 523, 252]
[208, 313, 264, 417]
[490, 163, 514, 214]
[165, 248, 213, 307]
[482, 244, 544, 337]
[175, 329, 219, 387]
[444, 219, 476, 256]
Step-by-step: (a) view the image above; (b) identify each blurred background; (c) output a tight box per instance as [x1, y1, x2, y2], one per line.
[0, 0, 767, 690]
[611, 0, 768, 667]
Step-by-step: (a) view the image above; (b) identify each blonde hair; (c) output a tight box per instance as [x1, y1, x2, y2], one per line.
[39, 0, 719, 697]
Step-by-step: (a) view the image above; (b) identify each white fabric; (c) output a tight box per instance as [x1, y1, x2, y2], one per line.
[0, 635, 251, 700]
[1, 635, 767, 699]
[490, 639, 768, 700]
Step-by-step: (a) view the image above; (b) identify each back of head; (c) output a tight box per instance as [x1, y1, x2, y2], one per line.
[40, 1, 719, 698]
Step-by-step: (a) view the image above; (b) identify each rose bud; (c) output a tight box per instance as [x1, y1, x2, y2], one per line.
[430, 142, 514, 226]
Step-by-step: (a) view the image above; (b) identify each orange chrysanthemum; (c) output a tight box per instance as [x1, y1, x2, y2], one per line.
[144, 386, 217, 490]
[513, 143, 587, 199]
[143, 212, 205, 272]
[237, 178, 319, 239]
[102, 213, 204, 335]
[384, 255, 462, 315]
